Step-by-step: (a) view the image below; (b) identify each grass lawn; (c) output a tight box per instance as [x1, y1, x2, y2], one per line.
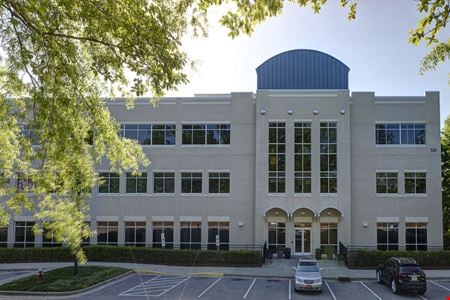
[0, 266, 129, 292]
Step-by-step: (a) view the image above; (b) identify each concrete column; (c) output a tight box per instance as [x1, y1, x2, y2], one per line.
[91, 219, 98, 244]
[146, 220, 152, 247]
[7, 221, 14, 248]
[173, 221, 180, 249]
[312, 221, 321, 253]
[117, 218, 125, 246]
[201, 220, 208, 250]
[286, 220, 294, 252]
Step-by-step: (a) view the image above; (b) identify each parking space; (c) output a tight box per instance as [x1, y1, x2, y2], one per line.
[77, 275, 450, 300]
[119, 275, 190, 297]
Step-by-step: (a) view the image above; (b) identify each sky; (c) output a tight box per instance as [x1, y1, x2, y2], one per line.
[168, 0, 449, 127]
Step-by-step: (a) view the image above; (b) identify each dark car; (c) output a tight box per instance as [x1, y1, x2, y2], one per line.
[376, 257, 426, 295]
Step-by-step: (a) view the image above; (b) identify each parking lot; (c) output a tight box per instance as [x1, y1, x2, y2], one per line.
[76, 274, 450, 300]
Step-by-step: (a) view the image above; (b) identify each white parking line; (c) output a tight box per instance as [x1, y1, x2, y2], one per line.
[243, 279, 256, 299]
[119, 275, 161, 296]
[325, 281, 337, 300]
[158, 276, 191, 296]
[418, 295, 428, 300]
[197, 277, 222, 298]
[288, 280, 292, 300]
[430, 280, 450, 291]
[360, 281, 382, 300]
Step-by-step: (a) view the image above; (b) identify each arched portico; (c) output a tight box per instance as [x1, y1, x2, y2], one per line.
[291, 208, 315, 255]
[264, 207, 288, 253]
[318, 207, 343, 255]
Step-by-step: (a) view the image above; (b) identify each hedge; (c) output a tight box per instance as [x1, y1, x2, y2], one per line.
[347, 249, 450, 269]
[0, 246, 262, 267]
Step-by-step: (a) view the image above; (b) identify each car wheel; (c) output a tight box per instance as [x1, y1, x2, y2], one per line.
[418, 289, 426, 295]
[391, 279, 398, 294]
[376, 271, 382, 284]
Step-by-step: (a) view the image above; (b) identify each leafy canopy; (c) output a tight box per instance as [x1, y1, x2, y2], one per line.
[0, 0, 447, 263]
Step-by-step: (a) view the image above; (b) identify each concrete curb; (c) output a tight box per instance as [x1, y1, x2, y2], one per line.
[0, 269, 134, 297]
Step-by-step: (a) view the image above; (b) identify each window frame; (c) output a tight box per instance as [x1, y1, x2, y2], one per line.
[376, 172, 398, 194]
[404, 172, 427, 194]
[125, 221, 146, 247]
[152, 221, 174, 249]
[320, 122, 337, 194]
[207, 221, 230, 250]
[126, 172, 147, 193]
[180, 221, 202, 250]
[96, 221, 118, 245]
[268, 122, 286, 194]
[153, 172, 175, 194]
[376, 222, 399, 251]
[208, 172, 230, 194]
[120, 123, 176, 145]
[181, 172, 203, 194]
[98, 172, 120, 194]
[405, 222, 427, 251]
[294, 122, 312, 194]
[375, 122, 426, 145]
[14, 221, 35, 248]
[182, 123, 230, 145]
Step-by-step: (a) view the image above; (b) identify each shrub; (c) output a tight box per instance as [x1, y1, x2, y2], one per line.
[0, 246, 261, 267]
[347, 249, 450, 269]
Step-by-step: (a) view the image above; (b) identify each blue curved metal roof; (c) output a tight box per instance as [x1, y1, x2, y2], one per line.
[256, 49, 349, 90]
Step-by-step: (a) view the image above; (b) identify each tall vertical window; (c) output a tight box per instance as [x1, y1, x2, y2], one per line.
[294, 122, 311, 193]
[268, 222, 285, 253]
[405, 223, 427, 251]
[182, 124, 230, 145]
[181, 172, 202, 193]
[0, 227, 7, 247]
[320, 223, 338, 253]
[120, 124, 175, 145]
[16, 173, 33, 192]
[126, 172, 147, 193]
[320, 122, 337, 193]
[153, 172, 175, 193]
[376, 172, 398, 194]
[98, 173, 120, 193]
[268, 122, 286, 193]
[97, 221, 118, 245]
[405, 172, 426, 194]
[209, 172, 230, 193]
[180, 222, 202, 249]
[21, 125, 39, 145]
[14, 221, 35, 248]
[152, 222, 174, 249]
[376, 123, 426, 145]
[377, 222, 399, 250]
[42, 224, 62, 247]
[208, 222, 229, 250]
[125, 222, 146, 246]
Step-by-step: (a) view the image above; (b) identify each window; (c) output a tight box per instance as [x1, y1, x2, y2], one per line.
[320, 223, 338, 253]
[14, 221, 35, 248]
[0, 227, 7, 247]
[42, 225, 62, 247]
[208, 222, 229, 250]
[180, 222, 201, 250]
[152, 222, 174, 249]
[320, 122, 337, 193]
[97, 221, 118, 245]
[405, 172, 426, 194]
[268, 222, 285, 253]
[182, 124, 230, 145]
[209, 172, 230, 193]
[181, 172, 202, 193]
[269, 122, 286, 193]
[405, 222, 427, 251]
[126, 172, 147, 193]
[153, 172, 175, 193]
[16, 173, 33, 192]
[376, 172, 398, 194]
[377, 222, 399, 250]
[294, 122, 311, 193]
[125, 222, 146, 246]
[21, 125, 39, 145]
[121, 124, 175, 145]
[98, 173, 120, 193]
[376, 123, 426, 145]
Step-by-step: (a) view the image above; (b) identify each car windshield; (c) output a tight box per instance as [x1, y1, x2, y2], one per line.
[298, 261, 319, 272]
[400, 265, 422, 273]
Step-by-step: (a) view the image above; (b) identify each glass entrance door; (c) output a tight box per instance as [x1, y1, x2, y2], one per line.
[295, 228, 311, 255]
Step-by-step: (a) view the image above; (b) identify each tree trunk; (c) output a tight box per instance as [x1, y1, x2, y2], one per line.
[73, 256, 78, 276]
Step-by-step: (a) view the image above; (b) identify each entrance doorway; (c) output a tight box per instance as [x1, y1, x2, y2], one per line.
[294, 223, 311, 255]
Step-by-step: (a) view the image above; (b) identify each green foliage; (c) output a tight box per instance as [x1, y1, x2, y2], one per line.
[347, 249, 450, 268]
[0, 266, 128, 292]
[0, 246, 262, 266]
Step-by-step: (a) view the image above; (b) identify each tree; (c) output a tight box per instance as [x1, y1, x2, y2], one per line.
[0, 0, 447, 266]
[442, 116, 450, 248]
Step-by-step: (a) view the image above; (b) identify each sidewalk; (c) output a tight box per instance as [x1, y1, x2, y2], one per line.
[0, 259, 449, 281]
